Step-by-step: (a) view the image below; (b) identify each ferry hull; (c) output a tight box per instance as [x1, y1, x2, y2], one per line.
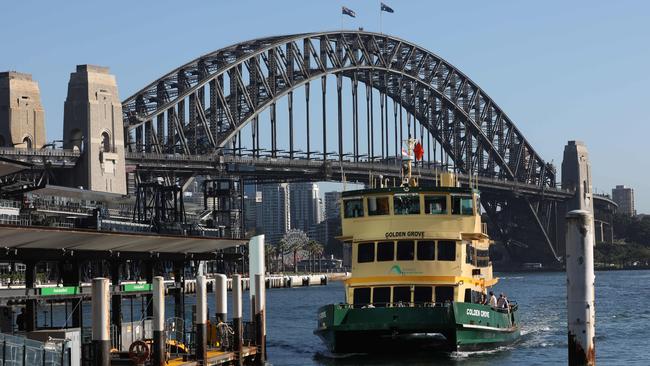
[314, 303, 519, 353]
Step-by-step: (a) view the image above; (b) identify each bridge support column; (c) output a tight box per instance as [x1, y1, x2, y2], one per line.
[559, 141, 594, 256]
[62, 65, 126, 194]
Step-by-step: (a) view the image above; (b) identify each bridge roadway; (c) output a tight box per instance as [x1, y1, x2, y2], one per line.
[0, 146, 572, 200]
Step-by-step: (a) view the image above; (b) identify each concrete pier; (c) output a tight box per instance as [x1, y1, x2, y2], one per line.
[215, 274, 227, 323]
[232, 274, 244, 366]
[566, 210, 596, 365]
[195, 275, 207, 363]
[152, 276, 165, 366]
[91, 278, 110, 366]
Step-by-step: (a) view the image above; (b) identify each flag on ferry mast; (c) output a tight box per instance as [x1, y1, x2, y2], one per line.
[414, 142, 424, 161]
[342, 6, 356, 18]
[381, 3, 394, 13]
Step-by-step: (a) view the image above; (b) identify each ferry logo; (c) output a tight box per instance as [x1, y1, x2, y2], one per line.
[389, 265, 422, 275]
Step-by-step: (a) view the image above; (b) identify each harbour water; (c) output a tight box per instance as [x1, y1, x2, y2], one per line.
[34, 270, 649, 365]
[266, 270, 650, 366]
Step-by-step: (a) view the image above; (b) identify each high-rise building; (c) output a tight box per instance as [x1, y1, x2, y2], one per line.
[612, 185, 635, 216]
[324, 191, 342, 258]
[257, 183, 291, 244]
[289, 183, 323, 234]
[243, 184, 262, 235]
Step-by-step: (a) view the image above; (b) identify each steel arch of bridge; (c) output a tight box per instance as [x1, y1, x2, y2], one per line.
[123, 31, 555, 188]
[122, 31, 561, 261]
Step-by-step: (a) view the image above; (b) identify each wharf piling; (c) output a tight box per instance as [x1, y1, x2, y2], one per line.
[215, 274, 228, 323]
[566, 210, 596, 365]
[254, 273, 266, 365]
[152, 276, 165, 366]
[195, 275, 208, 363]
[91, 278, 110, 366]
[232, 274, 244, 366]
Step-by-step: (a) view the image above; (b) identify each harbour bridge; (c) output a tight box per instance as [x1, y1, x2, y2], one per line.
[0, 31, 616, 264]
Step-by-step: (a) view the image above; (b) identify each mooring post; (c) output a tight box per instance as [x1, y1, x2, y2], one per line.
[195, 275, 207, 363]
[254, 273, 266, 364]
[233, 274, 244, 366]
[566, 210, 596, 365]
[91, 278, 110, 366]
[215, 274, 227, 323]
[152, 276, 165, 365]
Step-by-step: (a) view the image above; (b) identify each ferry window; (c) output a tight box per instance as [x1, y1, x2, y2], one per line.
[437, 241, 456, 261]
[452, 196, 473, 215]
[417, 241, 436, 260]
[373, 287, 391, 307]
[393, 194, 420, 215]
[476, 249, 490, 267]
[357, 242, 375, 263]
[368, 196, 390, 216]
[435, 286, 454, 303]
[424, 195, 447, 214]
[464, 289, 472, 303]
[393, 286, 411, 304]
[376, 241, 395, 261]
[396, 241, 415, 260]
[414, 286, 433, 304]
[343, 199, 364, 218]
[353, 287, 371, 308]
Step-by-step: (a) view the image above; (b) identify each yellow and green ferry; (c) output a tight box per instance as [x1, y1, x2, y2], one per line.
[315, 144, 520, 353]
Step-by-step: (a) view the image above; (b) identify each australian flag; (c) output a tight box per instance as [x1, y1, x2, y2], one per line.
[342, 6, 356, 18]
[381, 2, 394, 13]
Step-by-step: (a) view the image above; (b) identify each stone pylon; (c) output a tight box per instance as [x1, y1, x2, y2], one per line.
[0, 72, 46, 148]
[63, 65, 126, 194]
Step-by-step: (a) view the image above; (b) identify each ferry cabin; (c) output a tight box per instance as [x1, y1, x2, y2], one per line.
[339, 181, 497, 308]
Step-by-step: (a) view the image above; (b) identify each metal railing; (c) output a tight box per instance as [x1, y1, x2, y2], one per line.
[0, 333, 70, 366]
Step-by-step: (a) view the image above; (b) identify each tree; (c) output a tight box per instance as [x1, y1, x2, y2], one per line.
[306, 240, 325, 273]
[281, 229, 309, 273]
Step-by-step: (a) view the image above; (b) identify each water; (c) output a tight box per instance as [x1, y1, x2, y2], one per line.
[265, 270, 650, 366]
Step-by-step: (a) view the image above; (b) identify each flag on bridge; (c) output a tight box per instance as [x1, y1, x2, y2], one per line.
[342, 6, 356, 18]
[414, 142, 424, 161]
[381, 2, 394, 13]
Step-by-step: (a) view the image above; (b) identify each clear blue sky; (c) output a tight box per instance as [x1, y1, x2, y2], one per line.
[2, 1, 649, 213]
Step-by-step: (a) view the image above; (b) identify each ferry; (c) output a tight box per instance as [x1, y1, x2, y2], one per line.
[314, 139, 520, 353]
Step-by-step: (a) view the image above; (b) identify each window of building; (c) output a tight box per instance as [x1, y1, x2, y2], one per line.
[452, 196, 473, 215]
[466, 244, 474, 264]
[372, 287, 391, 307]
[435, 286, 454, 303]
[393, 286, 411, 304]
[357, 242, 375, 263]
[417, 241, 436, 260]
[393, 194, 420, 215]
[353, 287, 371, 308]
[376, 241, 395, 262]
[396, 241, 415, 260]
[424, 195, 447, 214]
[437, 241, 456, 261]
[101, 132, 111, 152]
[367, 196, 390, 216]
[414, 286, 433, 304]
[343, 198, 364, 218]
[22, 136, 32, 149]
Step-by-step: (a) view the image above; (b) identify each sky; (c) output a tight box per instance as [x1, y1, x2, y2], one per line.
[2, 1, 649, 213]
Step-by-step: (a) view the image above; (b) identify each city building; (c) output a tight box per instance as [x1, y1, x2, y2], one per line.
[289, 182, 323, 234]
[257, 183, 291, 244]
[612, 185, 636, 216]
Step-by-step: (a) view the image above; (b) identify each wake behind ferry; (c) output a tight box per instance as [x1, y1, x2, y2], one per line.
[315, 139, 520, 353]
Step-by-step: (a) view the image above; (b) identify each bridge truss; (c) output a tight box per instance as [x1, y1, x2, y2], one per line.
[122, 31, 566, 261]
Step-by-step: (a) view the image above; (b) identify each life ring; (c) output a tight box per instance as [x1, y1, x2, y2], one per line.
[129, 340, 150, 364]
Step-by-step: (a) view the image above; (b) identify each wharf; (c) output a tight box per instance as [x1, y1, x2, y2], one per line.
[167, 347, 257, 366]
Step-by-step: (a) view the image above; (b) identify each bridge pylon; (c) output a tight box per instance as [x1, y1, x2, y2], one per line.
[63, 65, 126, 194]
[0, 71, 46, 148]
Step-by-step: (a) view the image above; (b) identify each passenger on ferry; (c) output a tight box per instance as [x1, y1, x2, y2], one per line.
[488, 291, 497, 307]
[501, 294, 510, 310]
[497, 293, 506, 309]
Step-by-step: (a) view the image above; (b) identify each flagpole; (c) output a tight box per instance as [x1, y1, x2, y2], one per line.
[379, 0, 383, 34]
